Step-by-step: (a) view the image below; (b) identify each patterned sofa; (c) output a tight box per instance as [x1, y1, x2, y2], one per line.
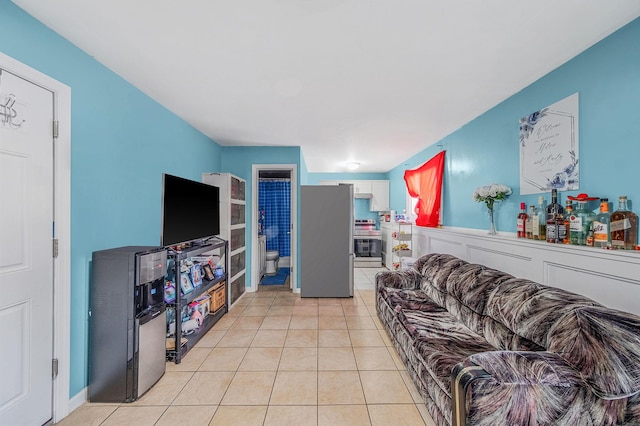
[376, 253, 640, 425]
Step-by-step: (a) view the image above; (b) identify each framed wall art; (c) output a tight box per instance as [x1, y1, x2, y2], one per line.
[519, 93, 579, 195]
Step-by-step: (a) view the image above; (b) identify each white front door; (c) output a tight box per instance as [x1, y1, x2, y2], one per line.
[0, 68, 55, 425]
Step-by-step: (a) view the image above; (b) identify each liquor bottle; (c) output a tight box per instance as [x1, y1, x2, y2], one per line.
[563, 200, 573, 244]
[532, 196, 546, 240]
[586, 229, 594, 247]
[546, 189, 564, 243]
[517, 202, 528, 238]
[593, 199, 611, 248]
[610, 196, 638, 249]
[556, 209, 567, 244]
[573, 200, 595, 246]
[526, 205, 535, 239]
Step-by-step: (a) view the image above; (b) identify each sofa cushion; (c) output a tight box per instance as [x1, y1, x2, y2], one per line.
[380, 287, 439, 313]
[464, 351, 592, 426]
[376, 287, 446, 342]
[400, 308, 495, 397]
[443, 263, 511, 336]
[422, 255, 468, 294]
[445, 263, 513, 317]
[482, 316, 545, 352]
[412, 252, 444, 276]
[375, 268, 422, 291]
[547, 306, 640, 399]
[421, 255, 468, 307]
[485, 277, 600, 348]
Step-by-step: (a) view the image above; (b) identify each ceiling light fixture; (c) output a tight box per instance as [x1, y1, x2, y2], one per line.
[347, 162, 360, 170]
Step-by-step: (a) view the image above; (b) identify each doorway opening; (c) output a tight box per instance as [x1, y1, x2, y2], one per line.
[251, 165, 297, 293]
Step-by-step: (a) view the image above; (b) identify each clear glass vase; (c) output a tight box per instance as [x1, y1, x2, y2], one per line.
[488, 208, 497, 235]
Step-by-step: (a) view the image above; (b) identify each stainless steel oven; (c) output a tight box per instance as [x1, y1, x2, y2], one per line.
[354, 219, 382, 267]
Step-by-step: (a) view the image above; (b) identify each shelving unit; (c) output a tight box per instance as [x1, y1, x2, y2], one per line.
[392, 222, 412, 270]
[202, 173, 246, 305]
[165, 238, 228, 364]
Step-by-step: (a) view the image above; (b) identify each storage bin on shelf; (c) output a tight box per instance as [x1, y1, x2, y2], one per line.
[207, 281, 226, 313]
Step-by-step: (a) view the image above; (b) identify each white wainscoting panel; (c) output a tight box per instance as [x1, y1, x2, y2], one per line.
[427, 236, 464, 259]
[412, 227, 640, 315]
[544, 262, 640, 315]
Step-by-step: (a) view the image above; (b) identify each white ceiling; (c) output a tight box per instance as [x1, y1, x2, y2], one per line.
[13, 0, 640, 173]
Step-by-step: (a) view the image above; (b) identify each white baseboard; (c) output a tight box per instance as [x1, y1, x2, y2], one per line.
[68, 387, 87, 413]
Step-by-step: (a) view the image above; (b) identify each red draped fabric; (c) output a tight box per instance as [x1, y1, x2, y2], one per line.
[403, 151, 445, 227]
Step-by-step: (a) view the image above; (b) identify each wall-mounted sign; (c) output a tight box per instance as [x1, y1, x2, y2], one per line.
[519, 93, 579, 195]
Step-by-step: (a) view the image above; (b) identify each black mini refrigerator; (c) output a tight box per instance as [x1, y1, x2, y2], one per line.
[89, 246, 167, 402]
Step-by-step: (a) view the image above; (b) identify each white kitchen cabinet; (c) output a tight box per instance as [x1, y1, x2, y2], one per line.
[370, 180, 389, 211]
[325, 180, 372, 195]
[319, 179, 389, 211]
[352, 180, 372, 195]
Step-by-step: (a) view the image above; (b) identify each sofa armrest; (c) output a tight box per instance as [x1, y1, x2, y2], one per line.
[451, 351, 588, 426]
[375, 268, 421, 291]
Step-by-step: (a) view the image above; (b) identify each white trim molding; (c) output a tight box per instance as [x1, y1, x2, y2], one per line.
[251, 164, 298, 293]
[412, 226, 640, 315]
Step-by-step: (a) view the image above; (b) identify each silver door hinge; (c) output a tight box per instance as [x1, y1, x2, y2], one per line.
[52, 358, 58, 379]
[53, 121, 59, 139]
[52, 238, 59, 258]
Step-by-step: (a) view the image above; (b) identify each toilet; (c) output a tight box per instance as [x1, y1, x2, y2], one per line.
[265, 250, 280, 275]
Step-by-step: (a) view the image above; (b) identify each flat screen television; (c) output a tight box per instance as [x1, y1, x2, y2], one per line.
[161, 174, 220, 247]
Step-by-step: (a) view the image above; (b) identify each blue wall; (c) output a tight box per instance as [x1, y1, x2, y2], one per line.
[389, 18, 640, 233]
[0, 0, 222, 397]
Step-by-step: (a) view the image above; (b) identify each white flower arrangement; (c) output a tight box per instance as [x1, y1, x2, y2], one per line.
[472, 183, 512, 210]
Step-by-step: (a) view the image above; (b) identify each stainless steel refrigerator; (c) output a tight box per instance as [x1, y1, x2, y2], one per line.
[300, 184, 354, 297]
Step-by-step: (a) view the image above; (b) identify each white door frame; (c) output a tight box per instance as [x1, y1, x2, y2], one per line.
[0, 52, 71, 423]
[251, 164, 297, 293]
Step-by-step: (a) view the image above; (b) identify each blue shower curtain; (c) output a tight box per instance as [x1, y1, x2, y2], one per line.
[258, 179, 291, 257]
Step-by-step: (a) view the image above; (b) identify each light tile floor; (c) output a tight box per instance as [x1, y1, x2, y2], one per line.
[58, 268, 436, 426]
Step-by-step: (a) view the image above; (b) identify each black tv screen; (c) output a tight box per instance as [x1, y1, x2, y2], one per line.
[161, 174, 220, 246]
